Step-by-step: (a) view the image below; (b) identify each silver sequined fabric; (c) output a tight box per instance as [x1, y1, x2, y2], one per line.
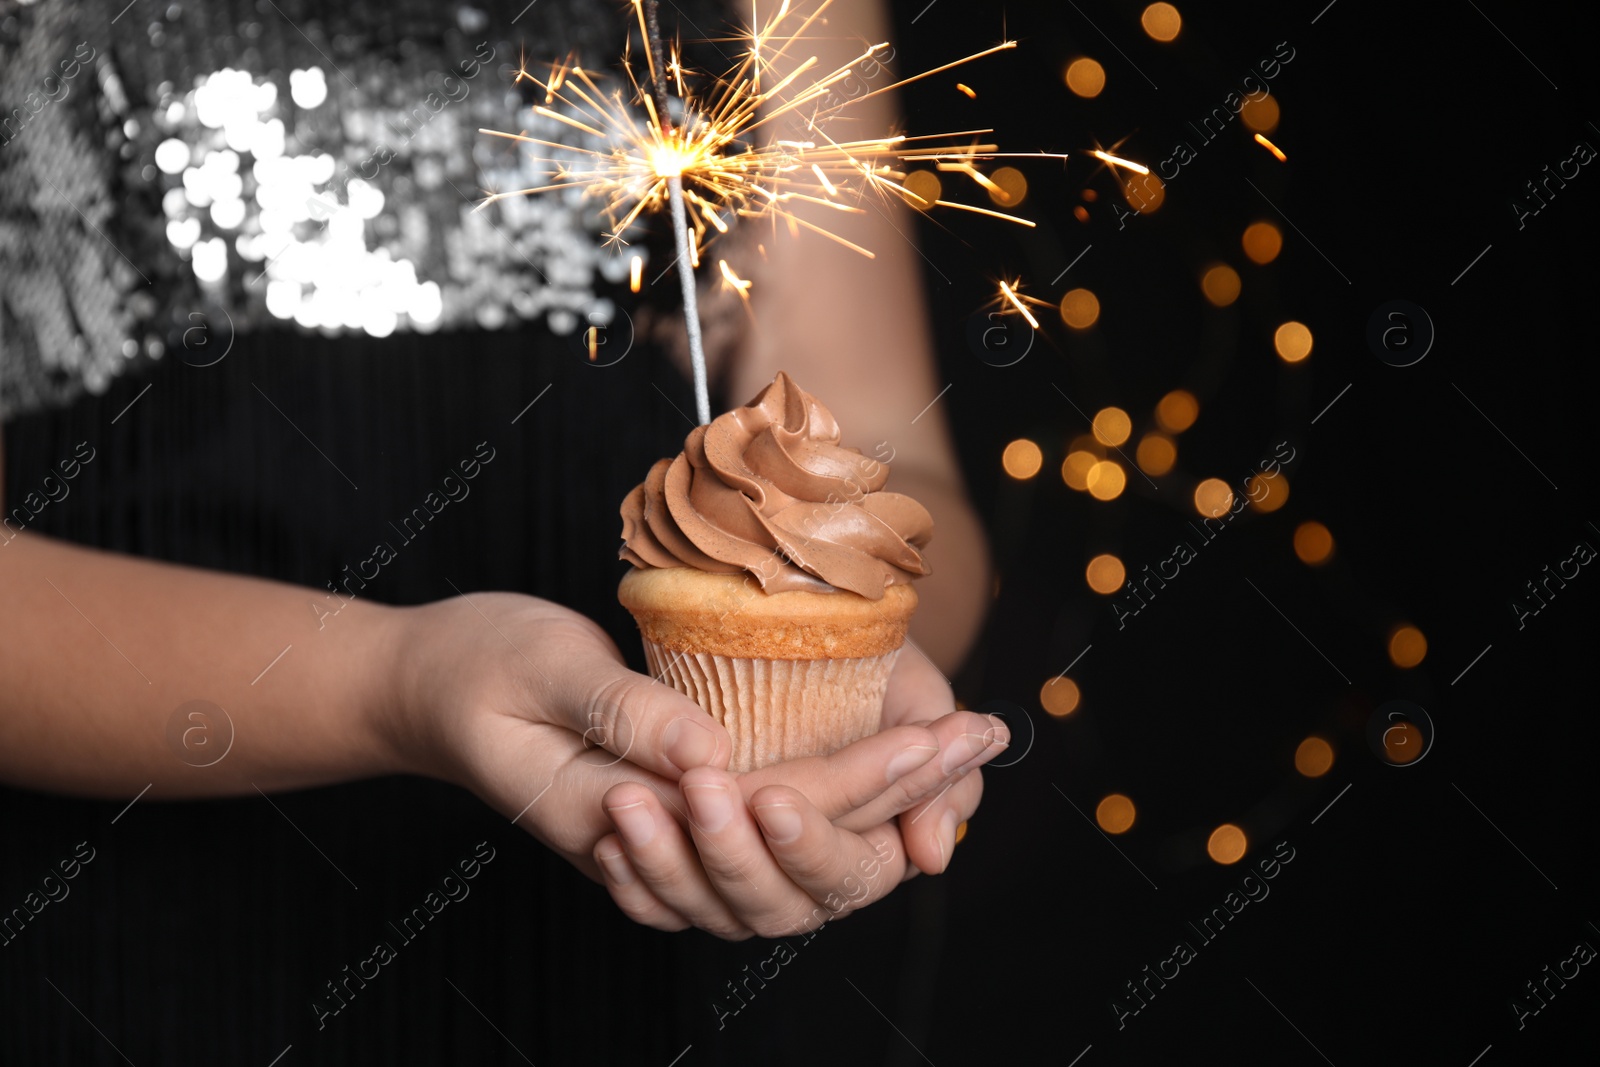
[0, 0, 724, 419]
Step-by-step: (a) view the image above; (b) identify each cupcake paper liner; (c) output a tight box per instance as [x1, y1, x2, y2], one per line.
[642, 639, 901, 772]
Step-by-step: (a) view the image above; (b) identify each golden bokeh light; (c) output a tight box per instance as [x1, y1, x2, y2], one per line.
[1246, 473, 1290, 512]
[1136, 432, 1177, 476]
[1097, 794, 1137, 834]
[1156, 389, 1199, 433]
[1241, 94, 1279, 132]
[1065, 57, 1106, 98]
[1070, 433, 1105, 455]
[1002, 439, 1044, 480]
[1207, 824, 1248, 864]
[1092, 406, 1132, 447]
[1061, 450, 1099, 490]
[901, 169, 942, 210]
[1383, 720, 1424, 763]
[1086, 553, 1127, 595]
[954, 820, 969, 845]
[1294, 737, 1334, 778]
[987, 166, 1028, 207]
[1274, 320, 1313, 362]
[1242, 221, 1283, 265]
[1060, 288, 1101, 329]
[1388, 625, 1428, 668]
[1140, 3, 1182, 42]
[1122, 173, 1166, 213]
[1087, 461, 1127, 501]
[1193, 477, 1234, 517]
[1040, 676, 1081, 716]
[1294, 521, 1334, 565]
[1201, 264, 1242, 307]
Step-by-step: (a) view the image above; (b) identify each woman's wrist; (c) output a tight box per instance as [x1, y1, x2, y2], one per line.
[357, 600, 451, 784]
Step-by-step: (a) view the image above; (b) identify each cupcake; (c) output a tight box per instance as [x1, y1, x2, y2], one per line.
[618, 372, 932, 771]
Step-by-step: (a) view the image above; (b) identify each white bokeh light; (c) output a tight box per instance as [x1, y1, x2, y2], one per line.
[155, 138, 190, 175]
[289, 67, 328, 110]
[411, 281, 443, 325]
[251, 117, 286, 160]
[346, 179, 385, 220]
[191, 237, 229, 283]
[210, 197, 246, 230]
[265, 279, 302, 320]
[195, 68, 259, 130]
[360, 297, 398, 338]
[166, 217, 201, 250]
[160, 63, 502, 338]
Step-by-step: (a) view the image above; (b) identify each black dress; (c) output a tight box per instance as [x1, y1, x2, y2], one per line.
[1, 2, 938, 1063]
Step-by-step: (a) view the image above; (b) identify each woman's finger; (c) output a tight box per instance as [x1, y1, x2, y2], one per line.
[601, 780, 754, 940]
[898, 767, 984, 875]
[734, 725, 939, 822]
[832, 710, 1006, 834]
[677, 767, 829, 938]
[747, 784, 908, 916]
[592, 833, 691, 932]
[550, 630, 733, 779]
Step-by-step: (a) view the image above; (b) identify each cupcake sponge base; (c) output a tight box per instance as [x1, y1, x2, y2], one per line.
[618, 567, 917, 659]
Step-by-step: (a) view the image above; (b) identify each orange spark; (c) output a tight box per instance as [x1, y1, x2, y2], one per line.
[1090, 149, 1149, 175]
[718, 259, 753, 299]
[999, 280, 1041, 329]
[1254, 133, 1287, 162]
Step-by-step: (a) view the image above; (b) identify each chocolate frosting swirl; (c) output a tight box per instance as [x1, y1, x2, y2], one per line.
[620, 373, 932, 599]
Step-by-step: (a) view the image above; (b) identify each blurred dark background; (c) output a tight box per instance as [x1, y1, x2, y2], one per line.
[5, 0, 1598, 1064]
[901, 0, 1600, 1063]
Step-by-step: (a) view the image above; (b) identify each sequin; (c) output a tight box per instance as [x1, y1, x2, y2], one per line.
[1, 0, 723, 419]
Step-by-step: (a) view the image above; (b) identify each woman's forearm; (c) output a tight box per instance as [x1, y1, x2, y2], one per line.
[886, 468, 991, 674]
[0, 531, 404, 798]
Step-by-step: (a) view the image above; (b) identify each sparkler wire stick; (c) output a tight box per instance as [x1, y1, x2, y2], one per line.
[667, 175, 711, 424]
[643, 0, 712, 425]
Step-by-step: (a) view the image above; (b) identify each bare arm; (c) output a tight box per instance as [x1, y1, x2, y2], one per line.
[0, 516, 403, 798]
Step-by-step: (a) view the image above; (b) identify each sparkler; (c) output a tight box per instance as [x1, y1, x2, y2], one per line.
[477, 0, 1056, 424]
